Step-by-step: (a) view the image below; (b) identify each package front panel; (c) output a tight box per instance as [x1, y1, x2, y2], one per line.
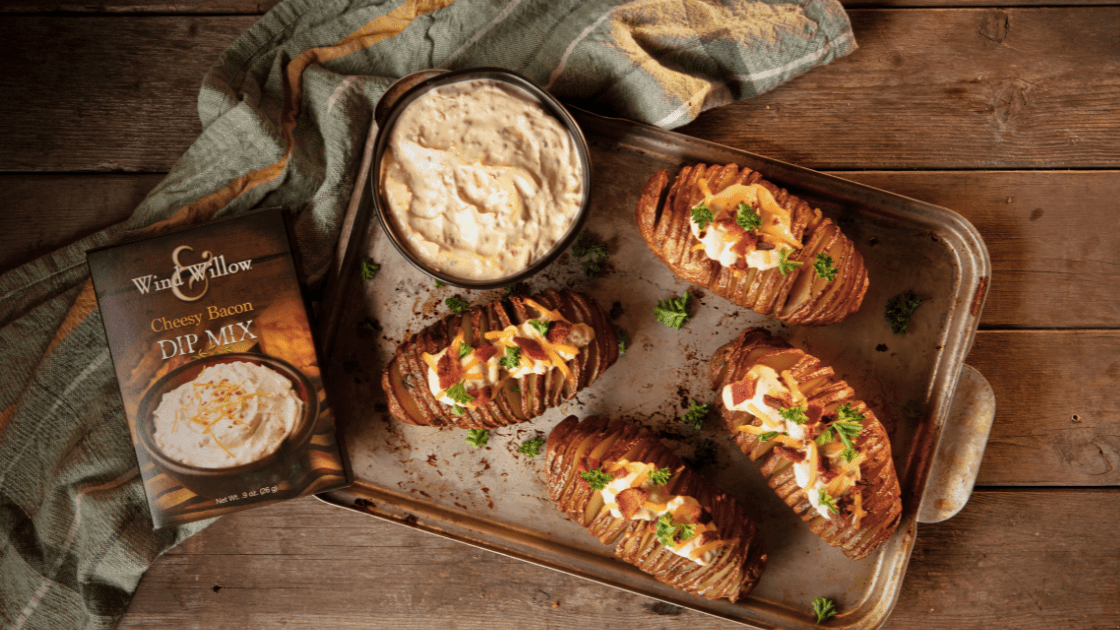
[88, 209, 349, 528]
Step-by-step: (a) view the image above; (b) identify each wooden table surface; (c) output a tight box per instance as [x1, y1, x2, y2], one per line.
[2, 1, 1117, 628]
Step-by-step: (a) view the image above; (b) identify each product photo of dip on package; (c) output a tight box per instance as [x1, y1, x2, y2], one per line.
[87, 208, 351, 528]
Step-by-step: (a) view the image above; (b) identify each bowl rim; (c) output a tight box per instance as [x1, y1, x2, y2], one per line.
[136, 352, 319, 477]
[369, 67, 592, 290]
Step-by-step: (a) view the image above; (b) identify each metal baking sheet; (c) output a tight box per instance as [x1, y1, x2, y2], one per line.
[316, 108, 991, 629]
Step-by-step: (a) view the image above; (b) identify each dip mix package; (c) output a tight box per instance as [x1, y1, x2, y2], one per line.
[87, 209, 351, 528]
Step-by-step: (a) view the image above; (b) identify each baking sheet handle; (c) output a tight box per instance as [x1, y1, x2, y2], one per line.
[917, 364, 996, 523]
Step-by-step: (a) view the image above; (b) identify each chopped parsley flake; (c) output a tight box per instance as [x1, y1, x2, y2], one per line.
[446, 296, 470, 314]
[655, 513, 696, 547]
[615, 325, 630, 355]
[450, 405, 465, 416]
[814, 253, 838, 282]
[654, 291, 692, 329]
[779, 404, 809, 425]
[758, 431, 781, 443]
[360, 257, 381, 280]
[736, 202, 761, 231]
[528, 319, 550, 336]
[434, 279, 446, 288]
[681, 399, 710, 430]
[500, 346, 522, 371]
[647, 467, 672, 485]
[465, 429, 489, 448]
[690, 202, 715, 230]
[885, 289, 923, 334]
[579, 468, 613, 491]
[458, 343, 472, 358]
[818, 489, 839, 514]
[778, 248, 803, 276]
[812, 597, 838, 624]
[572, 233, 608, 278]
[518, 437, 545, 457]
[445, 382, 474, 405]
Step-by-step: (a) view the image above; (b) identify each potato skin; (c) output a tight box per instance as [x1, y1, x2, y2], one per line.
[381, 289, 617, 429]
[636, 164, 868, 326]
[545, 415, 767, 602]
[709, 328, 902, 560]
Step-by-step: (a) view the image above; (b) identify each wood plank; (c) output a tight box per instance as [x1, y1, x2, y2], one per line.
[0, 0, 276, 13]
[0, 16, 253, 173]
[118, 489, 1119, 629]
[679, 7, 1120, 170]
[969, 330, 1120, 486]
[840, 171, 1120, 329]
[2, 9, 1119, 173]
[4, 170, 1117, 329]
[0, 173, 159, 274]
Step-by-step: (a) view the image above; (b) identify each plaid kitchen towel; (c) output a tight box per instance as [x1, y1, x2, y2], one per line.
[0, 0, 855, 627]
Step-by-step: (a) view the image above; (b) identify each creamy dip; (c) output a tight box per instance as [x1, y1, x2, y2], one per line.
[381, 79, 584, 280]
[152, 361, 303, 468]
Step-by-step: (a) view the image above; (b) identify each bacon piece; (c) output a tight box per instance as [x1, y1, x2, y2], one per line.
[513, 336, 550, 361]
[805, 403, 825, 425]
[820, 469, 839, 484]
[547, 320, 573, 344]
[674, 502, 704, 525]
[436, 351, 460, 390]
[473, 345, 498, 363]
[773, 446, 805, 462]
[616, 488, 649, 519]
[730, 377, 758, 406]
[468, 385, 493, 408]
[762, 393, 793, 410]
[730, 232, 759, 258]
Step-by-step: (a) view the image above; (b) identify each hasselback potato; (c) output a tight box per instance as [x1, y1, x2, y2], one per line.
[708, 328, 902, 560]
[636, 163, 868, 326]
[381, 288, 617, 429]
[546, 415, 767, 601]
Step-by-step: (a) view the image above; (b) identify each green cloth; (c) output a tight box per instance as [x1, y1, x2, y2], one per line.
[0, 0, 854, 627]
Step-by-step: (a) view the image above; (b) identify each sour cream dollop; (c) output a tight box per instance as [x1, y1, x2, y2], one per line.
[381, 79, 583, 280]
[151, 361, 303, 468]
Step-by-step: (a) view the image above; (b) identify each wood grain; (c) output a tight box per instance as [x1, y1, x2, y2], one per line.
[2, 9, 1120, 172]
[0, 16, 252, 173]
[118, 490, 1119, 629]
[969, 330, 1120, 486]
[679, 8, 1120, 170]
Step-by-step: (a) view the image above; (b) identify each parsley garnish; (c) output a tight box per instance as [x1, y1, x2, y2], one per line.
[499, 346, 521, 371]
[655, 513, 696, 547]
[571, 233, 608, 278]
[779, 404, 809, 425]
[815, 403, 864, 460]
[814, 253, 838, 282]
[885, 289, 923, 334]
[758, 431, 781, 442]
[778, 248, 803, 276]
[647, 467, 672, 485]
[450, 405, 465, 416]
[654, 291, 692, 329]
[736, 202, 761, 231]
[681, 399, 710, 430]
[466, 429, 489, 448]
[528, 319, 550, 336]
[445, 383, 474, 405]
[690, 202, 714, 230]
[615, 325, 630, 355]
[510, 384, 521, 393]
[360, 257, 381, 280]
[579, 468, 613, 491]
[446, 296, 470, 314]
[812, 597, 838, 624]
[434, 279, 446, 288]
[818, 489, 839, 514]
[518, 437, 545, 457]
[458, 344, 472, 358]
